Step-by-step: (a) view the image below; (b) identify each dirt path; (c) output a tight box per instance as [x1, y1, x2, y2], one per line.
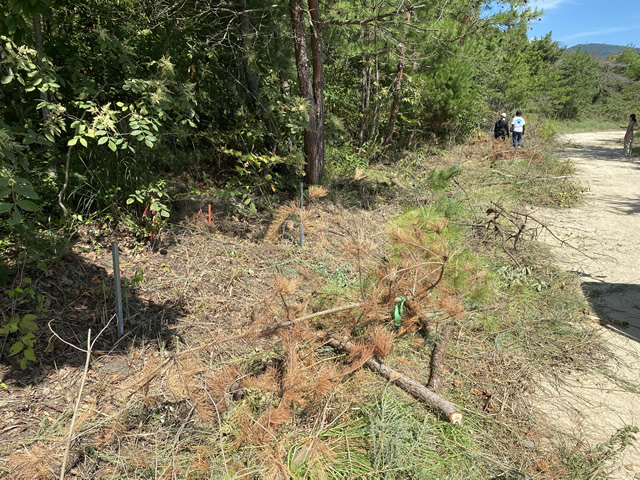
[536, 131, 640, 479]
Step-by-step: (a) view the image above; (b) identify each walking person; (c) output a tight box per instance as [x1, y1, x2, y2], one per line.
[511, 109, 525, 148]
[621, 114, 638, 157]
[494, 113, 510, 141]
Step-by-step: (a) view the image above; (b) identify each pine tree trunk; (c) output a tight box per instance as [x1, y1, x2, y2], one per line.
[382, 12, 410, 149]
[358, 26, 372, 149]
[289, 0, 325, 185]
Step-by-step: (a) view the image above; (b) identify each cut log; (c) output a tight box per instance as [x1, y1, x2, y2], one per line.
[326, 336, 462, 425]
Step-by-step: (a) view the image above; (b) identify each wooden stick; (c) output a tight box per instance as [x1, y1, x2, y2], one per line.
[258, 303, 363, 337]
[426, 325, 452, 392]
[390, 176, 405, 189]
[208, 204, 212, 225]
[325, 336, 462, 425]
[60, 329, 92, 480]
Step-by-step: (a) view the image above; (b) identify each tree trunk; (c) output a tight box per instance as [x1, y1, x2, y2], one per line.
[33, 13, 50, 122]
[358, 26, 372, 149]
[289, 0, 325, 185]
[238, 0, 277, 149]
[370, 30, 380, 144]
[238, 0, 260, 107]
[382, 12, 410, 149]
[307, 0, 325, 184]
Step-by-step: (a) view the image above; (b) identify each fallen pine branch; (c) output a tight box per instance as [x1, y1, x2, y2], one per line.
[258, 303, 364, 337]
[325, 336, 462, 425]
[119, 303, 366, 397]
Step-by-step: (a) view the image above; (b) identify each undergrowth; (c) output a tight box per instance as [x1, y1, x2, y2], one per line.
[1, 135, 635, 480]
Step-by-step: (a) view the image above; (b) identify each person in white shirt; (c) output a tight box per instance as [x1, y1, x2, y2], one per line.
[511, 109, 525, 148]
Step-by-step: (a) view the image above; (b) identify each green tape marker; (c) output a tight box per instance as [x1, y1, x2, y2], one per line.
[394, 296, 406, 327]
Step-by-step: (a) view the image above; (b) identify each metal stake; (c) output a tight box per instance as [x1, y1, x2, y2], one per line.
[112, 242, 124, 337]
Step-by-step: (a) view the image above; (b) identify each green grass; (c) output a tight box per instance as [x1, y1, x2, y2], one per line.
[554, 119, 619, 133]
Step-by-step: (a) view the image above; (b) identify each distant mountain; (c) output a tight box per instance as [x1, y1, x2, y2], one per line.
[567, 43, 640, 57]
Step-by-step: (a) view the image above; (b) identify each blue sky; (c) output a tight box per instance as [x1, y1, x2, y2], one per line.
[527, 0, 640, 48]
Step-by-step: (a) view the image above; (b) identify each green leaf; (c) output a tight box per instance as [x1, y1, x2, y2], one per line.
[8, 341, 24, 357]
[1, 74, 13, 84]
[37, 260, 47, 271]
[0, 203, 12, 213]
[97, 136, 109, 145]
[67, 137, 78, 146]
[160, 210, 170, 217]
[20, 357, 28, 370]
[126, 198, 135, 205]
[130, 130, 142, 136]
[13, 184, 39, 199]
[108, 141, 117, 152]
[8, 208, 22, 225]
[22, 332, 36, 346]
[16, 199, 40, 212]
[79, 137, 88, 148]
[0, 323, 18, 334]
[20, 315, 38, 331]
[23, 348, 36, 362]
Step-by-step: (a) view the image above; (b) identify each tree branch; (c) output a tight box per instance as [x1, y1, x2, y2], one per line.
[326, 336, 462, 424]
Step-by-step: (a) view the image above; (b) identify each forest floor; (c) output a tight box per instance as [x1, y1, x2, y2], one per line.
[535, 131, 640, 480]
[1, 132, 640, 479]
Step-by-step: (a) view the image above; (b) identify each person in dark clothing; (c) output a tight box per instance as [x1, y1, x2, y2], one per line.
[494, 113, 510, 141]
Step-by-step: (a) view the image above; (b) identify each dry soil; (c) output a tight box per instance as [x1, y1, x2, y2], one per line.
[535, 130, 640, 480]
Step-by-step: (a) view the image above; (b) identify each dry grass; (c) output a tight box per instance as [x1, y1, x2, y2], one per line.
[0, 138, 615, 479]
[370, 326, 394, 359]
[6, 443, 60, 480]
